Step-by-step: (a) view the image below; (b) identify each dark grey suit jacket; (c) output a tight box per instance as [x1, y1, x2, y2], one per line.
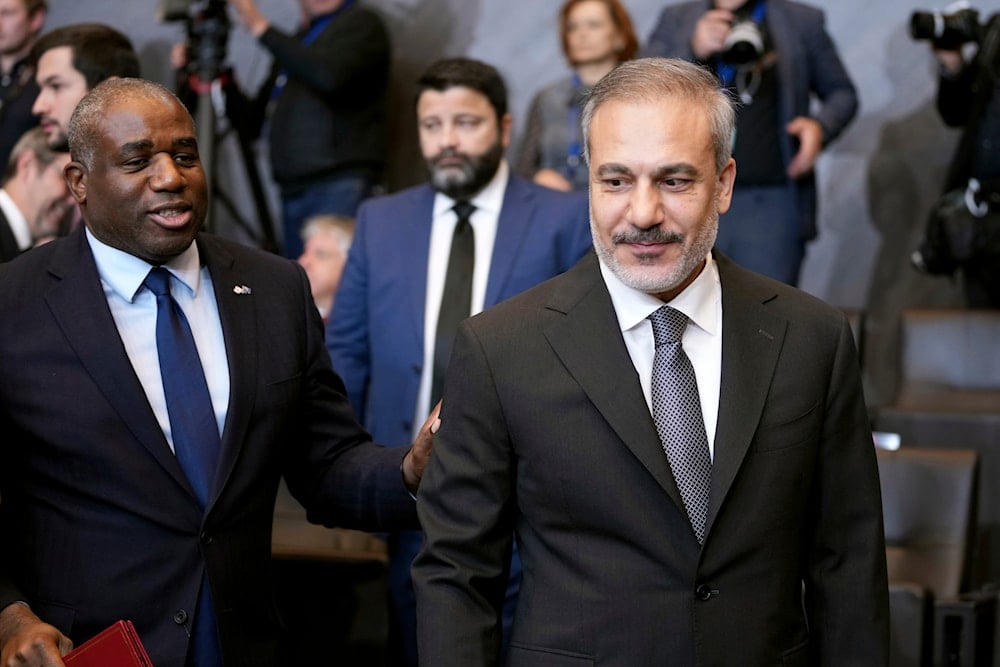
[0, 229, 416, 667]
[413, 251, 888, 666]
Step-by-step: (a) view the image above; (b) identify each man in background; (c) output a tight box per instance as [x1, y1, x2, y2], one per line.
[0, 125, 69, 261]
[643, 0, 857, 286]
[0, 0, 46, 167]
[30, 22, 139, 151]
[222, 0, 390, 258]
[298, 213, 354, 322]
[327, 57, 591, 666]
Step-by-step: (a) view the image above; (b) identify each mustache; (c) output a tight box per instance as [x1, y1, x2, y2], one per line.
[611, 228, 685, 245]
[430, 148, 471, 166]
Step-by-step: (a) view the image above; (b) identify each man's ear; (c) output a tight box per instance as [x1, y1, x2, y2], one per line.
[15, 147, 40, 179]
[64, 161, 87, 206]
[500, 113, 513, 150]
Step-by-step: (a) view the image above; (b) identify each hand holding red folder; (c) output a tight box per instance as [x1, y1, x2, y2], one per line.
[63, 620, 153, 667]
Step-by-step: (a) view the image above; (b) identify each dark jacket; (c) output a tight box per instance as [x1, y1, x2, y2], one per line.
[245, 4, 390, 191]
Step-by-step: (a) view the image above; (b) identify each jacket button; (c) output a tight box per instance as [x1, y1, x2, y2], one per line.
[173, 609, 188, 624]
[200, 532, 213, 545]
[695, 584, 714, 601]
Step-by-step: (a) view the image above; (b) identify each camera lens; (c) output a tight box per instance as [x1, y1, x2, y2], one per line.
[722, 21, 764, 65]
[909, 11, 938, 41]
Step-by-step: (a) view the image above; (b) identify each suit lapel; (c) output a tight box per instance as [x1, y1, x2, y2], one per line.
[199, 236, 256, 512]
[544, 255, 685, 510]
[43, 230, 197, 500]
[404, 186, 436, 337]
[484, 175, 535, 308]
[704, 254, 786, 536]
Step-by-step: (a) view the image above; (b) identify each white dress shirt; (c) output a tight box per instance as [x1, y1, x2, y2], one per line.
[0, 189, 32, 251]
[87, 229, 230, 451]
[600, 254, 723, 458]
[412, 160, 509, 437]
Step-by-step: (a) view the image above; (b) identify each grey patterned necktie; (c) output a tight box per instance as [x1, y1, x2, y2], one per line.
[649, 306, 712, 544]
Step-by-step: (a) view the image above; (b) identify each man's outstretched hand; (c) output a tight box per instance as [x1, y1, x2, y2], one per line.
[402, 401, 442, 493]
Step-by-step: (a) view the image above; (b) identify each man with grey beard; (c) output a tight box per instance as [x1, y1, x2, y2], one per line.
[326, 57, 591, 666]
[412, 57, 888, 666]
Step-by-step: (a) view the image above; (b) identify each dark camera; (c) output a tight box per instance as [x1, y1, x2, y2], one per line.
[159, 0, 231, 82]
[910, 7, 981, 49]
[722, 20, 765, 65]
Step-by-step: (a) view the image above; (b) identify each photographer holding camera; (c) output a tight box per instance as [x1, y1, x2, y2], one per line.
[643, 0, 858, 286]
[177, 0, 390, 259]
[912, 4, 1000, 308]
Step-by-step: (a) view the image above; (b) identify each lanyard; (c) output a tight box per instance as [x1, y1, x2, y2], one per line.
[270, 0, 356, 101]
[564, 74, 586, 182]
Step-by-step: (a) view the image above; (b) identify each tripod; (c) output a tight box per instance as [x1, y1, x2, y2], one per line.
[187, 69, 279, 254]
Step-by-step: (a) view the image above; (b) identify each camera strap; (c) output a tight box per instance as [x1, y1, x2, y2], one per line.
[269, 0, 356, 104]
[563, 73, 587, 182]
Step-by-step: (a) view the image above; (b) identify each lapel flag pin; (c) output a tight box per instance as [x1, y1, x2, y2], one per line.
[233, 285, 252, 295]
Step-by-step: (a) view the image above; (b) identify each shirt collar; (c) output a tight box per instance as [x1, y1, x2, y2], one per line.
[432, 159, 509, 219]
[599, 251, 721, 337]
[85, 228, 203, 303]
[0, 189, 31, 250]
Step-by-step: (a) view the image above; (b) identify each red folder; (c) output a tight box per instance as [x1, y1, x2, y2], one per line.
[63, 620, 153, 666]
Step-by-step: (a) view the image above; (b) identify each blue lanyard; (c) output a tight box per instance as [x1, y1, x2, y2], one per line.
[271, 0, 355, 101]
[716, 0, 766, 87]
[564, 74, 585, 181]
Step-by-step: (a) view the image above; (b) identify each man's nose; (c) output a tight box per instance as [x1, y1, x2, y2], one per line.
[149, 155, 184, 190]
[31, 90, 48, 116]
[628, 182, 665, 228]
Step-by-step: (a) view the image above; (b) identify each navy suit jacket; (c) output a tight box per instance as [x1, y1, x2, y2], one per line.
[643, 0, 858, 240]
[414, 251, 889, 665]
[326, 172, 591, 445]
[0, 229, 416, 667]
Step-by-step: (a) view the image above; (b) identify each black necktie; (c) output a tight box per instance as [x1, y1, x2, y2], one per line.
[431, 201, 476, 406]
[144, 267, 223, 667]
[649, 306, 712, 544]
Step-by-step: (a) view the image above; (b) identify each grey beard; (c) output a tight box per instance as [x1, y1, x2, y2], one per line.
[591, 208, 719, 295]
[427, 141, 503, 200]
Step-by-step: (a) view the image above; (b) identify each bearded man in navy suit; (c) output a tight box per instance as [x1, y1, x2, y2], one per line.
[326, 58, 591, 665]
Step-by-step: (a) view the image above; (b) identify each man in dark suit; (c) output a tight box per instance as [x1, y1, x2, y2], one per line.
[0, 126, 71, 262]
[642, 0, 858, 286]
[327, 57, 591, 665]
[413, 57, 888, 665]
[0, 77, 434, 667]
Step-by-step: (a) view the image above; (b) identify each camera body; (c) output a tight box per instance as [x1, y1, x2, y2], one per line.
[722, 19, 765, 65]
[910, 6, 982, 49]
[159, 0, 231, 81]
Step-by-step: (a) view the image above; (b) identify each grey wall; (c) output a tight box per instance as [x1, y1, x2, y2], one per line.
[45, 0, 1000, 404]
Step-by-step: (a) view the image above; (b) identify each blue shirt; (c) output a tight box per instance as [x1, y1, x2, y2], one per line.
[86, 230, 230, 451]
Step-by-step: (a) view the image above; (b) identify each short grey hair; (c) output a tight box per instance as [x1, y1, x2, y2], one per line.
[581, 57, 736, 173]
[68, 78, 191, 170]
[300, 214, 355, 254]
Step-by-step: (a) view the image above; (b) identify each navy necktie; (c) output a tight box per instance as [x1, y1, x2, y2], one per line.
[649, 306, 712, 544]
[431, 201, 476, 406]
[144, 267, 223, 667]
